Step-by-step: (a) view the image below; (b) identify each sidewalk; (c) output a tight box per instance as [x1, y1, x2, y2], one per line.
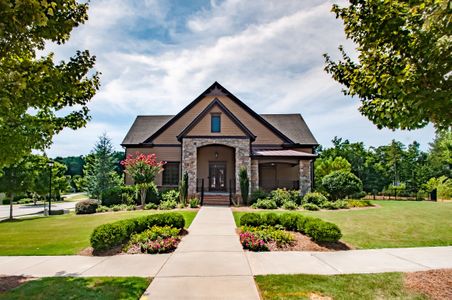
[141, 206, 260, 300]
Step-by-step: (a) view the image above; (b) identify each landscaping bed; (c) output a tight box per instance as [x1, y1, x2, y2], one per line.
[237, 212, 347, 252]
[89, 212, 187, 255]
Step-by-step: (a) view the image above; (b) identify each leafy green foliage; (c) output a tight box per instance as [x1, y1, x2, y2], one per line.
[0, 0, 99, 168]
[324, 0, 451, 130]
[282, 201, 298, 210]
[302, 203, 320, 211]
[269, 188, 292, 206]
[250, 188, 269, 205]
[304, 220, 342, 242]
[347, 199, 373, 208]
[240, 225, 295, 248]
[302, 192, 328, 206]
[159, 199, 177, 210]
[179, 172, 189, 206]
[423, 176, 452, 199]
[239, 166, 250, 204]
[251, 199, 277, 209]
[322, 171, 363, 200]
[75, 199, 99, 215]
[189, 198, 200, 208]
[315, 156, 351, 184]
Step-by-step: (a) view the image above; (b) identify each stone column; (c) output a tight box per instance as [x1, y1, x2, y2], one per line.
[235, 142, 251, 197]
[250, 159, 259, 191]
[299, 159, 311, 196]
[182, 139, 197, 195]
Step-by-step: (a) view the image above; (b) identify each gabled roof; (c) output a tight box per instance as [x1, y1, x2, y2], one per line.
[122, 115, 174, 146]
[142, 82, 293, 144]
[261, 114, 318, 146]
[177, 98, 256, 141]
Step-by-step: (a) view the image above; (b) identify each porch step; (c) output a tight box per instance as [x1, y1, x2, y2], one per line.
[203, 195, 230, 206]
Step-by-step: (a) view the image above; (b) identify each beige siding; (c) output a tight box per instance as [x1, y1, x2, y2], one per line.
[187, 104, 245, 136]
[153, 95, 285, 144]
[125, 147, 181, 186]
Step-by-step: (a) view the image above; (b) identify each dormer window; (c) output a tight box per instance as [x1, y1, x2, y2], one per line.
[211, 114, 221, 133]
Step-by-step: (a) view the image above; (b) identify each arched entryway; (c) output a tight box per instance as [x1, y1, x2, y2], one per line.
[197, 144, 235, 192]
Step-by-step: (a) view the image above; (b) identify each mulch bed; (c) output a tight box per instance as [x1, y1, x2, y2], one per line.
[231, 205, 378, 212]
[0, 276, 35, 292]
[404, 269, 452, 300]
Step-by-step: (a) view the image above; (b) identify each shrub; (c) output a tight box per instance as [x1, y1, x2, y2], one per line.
[302, 203, 320, 211]
[282, 201, 298, 210]
[251, 198, 277, 209]
[296, 216, 320, 234]
[304, 220, 342, 242]
[101, 185, 137, 206]
[350, 191, 367, 199]
[75, 199, 99, 214]
[18, 198, 33, 204]
[321, 171, 363, 200]
[139, 237, 180, 254]
[90, 212, 185, 252]
[161, 189, 180, 202]
[261, 213, 280, 226]
[240, 213, 262, 227]
[189, 198, 200, 208]
[250, 189, 268, 205]
[96, 205, 110, 213]
[144, 203, 158, 210]
[319, 201, 338, 210]
[302, 192, 328, 206]
[2, 199, 11, 205]
[241, 225, 295, 248]
[159, 199, 177, 210]
[128, 226, 180, 245]
[49, 209, 65, 215]
[239, 232, 268, 251]
[239, 166, 250, 205]
[279, 213, 301, 231]
[289, 190, 302, 205]
[347, 199, 373, 208]
[145, 183, 160, 204]
[270, 188, 292, 207]
[333, 200, 349, 209]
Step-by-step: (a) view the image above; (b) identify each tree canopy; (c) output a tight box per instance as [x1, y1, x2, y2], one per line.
[324, 0, 451, 130]
[0, 0, 99, 168]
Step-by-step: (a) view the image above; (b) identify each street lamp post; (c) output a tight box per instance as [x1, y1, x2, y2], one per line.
[48, 160, 54, 215]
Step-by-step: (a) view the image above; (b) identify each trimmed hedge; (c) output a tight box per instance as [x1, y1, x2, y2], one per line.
[90, 212, 185, 252]
[239, 212, 342, 243]
[75, 199, 99, 214]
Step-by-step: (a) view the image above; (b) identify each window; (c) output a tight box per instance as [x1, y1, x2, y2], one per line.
[211, 114, 221, 132]
[162, 162, 180, 186]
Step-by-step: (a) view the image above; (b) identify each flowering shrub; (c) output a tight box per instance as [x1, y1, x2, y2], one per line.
[159, 199, 177, 210]
[121, 153, 165, 208]
[240, 225, 295, 247]
[125, 226, 181, 254]
[239, 232, 268, 251]
[141, 237, 180, 254]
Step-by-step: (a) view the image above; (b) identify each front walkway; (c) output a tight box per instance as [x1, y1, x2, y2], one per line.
[141, 206, 260, 300]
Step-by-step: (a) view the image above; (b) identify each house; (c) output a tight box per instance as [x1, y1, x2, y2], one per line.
[121, 82, 318, 205]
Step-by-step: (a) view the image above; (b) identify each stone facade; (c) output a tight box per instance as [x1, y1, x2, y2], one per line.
[250, 159, 259, 191]
[299, 159, 312, 196]
[182, 138, 251, 196]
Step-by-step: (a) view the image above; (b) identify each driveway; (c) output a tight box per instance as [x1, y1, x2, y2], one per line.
[0, 201, 76, 220]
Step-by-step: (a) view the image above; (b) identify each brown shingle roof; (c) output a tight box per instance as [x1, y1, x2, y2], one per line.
[122, 113, 317, 146]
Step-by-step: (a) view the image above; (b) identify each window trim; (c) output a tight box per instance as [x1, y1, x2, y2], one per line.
[211, 113, 221, 133]
[162, 162, 180, 186]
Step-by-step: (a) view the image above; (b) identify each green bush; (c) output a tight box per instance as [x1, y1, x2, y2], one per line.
[110, 204, 135, 212]
[296, 216, 319, 234]
[144, 203, 158, 210]
[250, 189, 269, 205]
[2, 199, 11, 205]
[302, 192, 328, 206]
[320, 201, 338, 210]
[189, 198, 200, 208]
[96, 205, 110, 213]
[321, 170, 363, 200]
[240, 213, 262, 227]
[304, 220, 342, 242]
[145, 183, 160, 204]
[159, 199, 177, 210]
[127, 226, 180, 245]
[279, 213, 301, 231]
[302, 203, 320, 211]
[75, 199, 99, 214]
[251, 198, 277, 209]
[90, 212, 185, 252]
[18, 198, 33, 204]
[282, 201, 298, 210]
[334, 200, 349, 209]
[49, 209, 65, 215]
[350, 191, 367, 199]
[240, 225, 295, 247]
[161, 189, 180, 202]
[270, 188, 292, 207]
[261, 213, 280, 226]
[347, 199, 373, 208]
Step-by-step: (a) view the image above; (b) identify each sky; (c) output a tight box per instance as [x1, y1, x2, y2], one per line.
[46, 0, 436, 157]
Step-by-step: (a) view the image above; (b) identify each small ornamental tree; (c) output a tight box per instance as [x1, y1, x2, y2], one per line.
[179, 172, 189, 207]
[239, 166, 250, 205]
[321, 170, 363, 200]
[121, 153, 165, 208]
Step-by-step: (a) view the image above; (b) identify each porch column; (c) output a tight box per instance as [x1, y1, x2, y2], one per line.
[299, 159, 311, 196]
[182, 139, 197, 195]
[250, 159, 259, 191]
[234, 143, 251, 197]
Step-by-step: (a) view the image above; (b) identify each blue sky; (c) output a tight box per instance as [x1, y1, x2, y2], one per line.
[47, 0, 435, 157]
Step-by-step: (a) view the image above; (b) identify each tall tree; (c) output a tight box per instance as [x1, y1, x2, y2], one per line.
[84, 134, 121, 200]
[324, 0, 451, 130]
[0, 0, 100, 168]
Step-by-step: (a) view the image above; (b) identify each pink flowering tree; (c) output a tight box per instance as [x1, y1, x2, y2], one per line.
[121, 153, 165, 208]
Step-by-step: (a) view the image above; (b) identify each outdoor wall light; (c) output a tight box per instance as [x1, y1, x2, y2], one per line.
[215, 151, 219, 159]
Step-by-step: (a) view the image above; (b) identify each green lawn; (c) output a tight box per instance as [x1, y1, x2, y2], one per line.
[0, 210, 197, 255]
[233, 200, 452, 249]
[255, 273, 426, 300]
[0, 277, 150, 300]
[63, 193, 89, 202]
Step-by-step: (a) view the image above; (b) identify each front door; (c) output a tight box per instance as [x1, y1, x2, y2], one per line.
[209, 162, 227, 192]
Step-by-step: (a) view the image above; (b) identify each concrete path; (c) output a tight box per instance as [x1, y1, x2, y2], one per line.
[142, 206, 260, 300]
[0, 202, 76, 220]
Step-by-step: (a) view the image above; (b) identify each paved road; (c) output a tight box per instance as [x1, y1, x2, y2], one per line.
[0, 201, 76, 220]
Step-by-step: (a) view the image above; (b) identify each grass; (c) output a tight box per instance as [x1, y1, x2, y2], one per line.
[63, 193, 89, 202]
[255, 273, 426, 300]
[0, 277, 150, 300]
[0, 210, 197, 255]
[233, 200, 452, 249]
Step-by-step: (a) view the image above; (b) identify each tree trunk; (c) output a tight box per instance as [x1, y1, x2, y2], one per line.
[140, 188, 147, 209]
[9, 193, 14, 220]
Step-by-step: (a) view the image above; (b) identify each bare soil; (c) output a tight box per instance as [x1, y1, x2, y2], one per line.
[0, 276, 35, 292]
[404, 269, 452, 300]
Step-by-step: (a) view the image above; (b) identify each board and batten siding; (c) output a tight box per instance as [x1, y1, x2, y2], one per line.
[153, 95, 285, 145]
[125, 146, 181, 186]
